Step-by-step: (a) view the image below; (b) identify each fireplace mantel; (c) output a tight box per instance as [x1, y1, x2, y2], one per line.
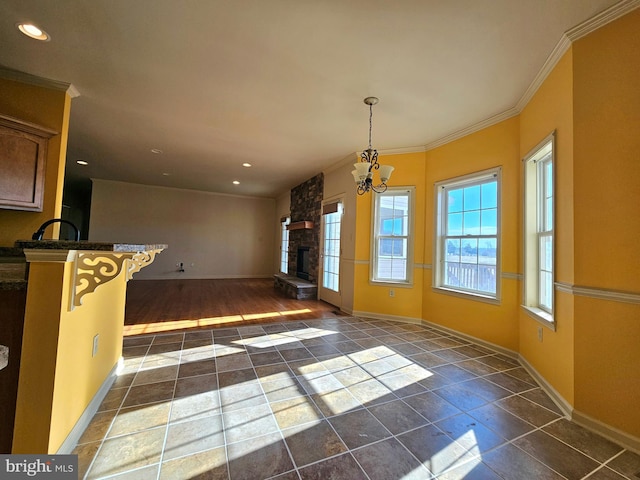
[287, 221, 314, 231]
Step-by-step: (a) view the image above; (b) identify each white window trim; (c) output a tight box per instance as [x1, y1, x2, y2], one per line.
[433, 167, 502, 303]
[370, 186, 415, 287]
[522, 132, 556, 328]
[280, 216, 290, 274]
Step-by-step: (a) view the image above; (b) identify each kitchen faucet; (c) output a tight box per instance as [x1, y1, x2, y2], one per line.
[32, 219, 81, 241]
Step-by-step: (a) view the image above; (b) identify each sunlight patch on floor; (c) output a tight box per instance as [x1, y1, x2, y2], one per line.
[122, 309, 312, 336]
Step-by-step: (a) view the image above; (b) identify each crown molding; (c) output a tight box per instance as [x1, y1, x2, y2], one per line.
[565, 0, 640, 41]
[0, 65, 80, 98]
[377, 145, 427, 156]
[425, 0, 639, 153]
[515, 35, 573, 112]
[323, 152, 358, 175]
[425, 108, 520, 151]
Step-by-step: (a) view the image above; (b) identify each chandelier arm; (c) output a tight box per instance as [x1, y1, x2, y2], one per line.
[356, 96, 388, 196]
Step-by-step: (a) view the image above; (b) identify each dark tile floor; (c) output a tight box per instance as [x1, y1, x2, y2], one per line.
[73, 317, 640, 479]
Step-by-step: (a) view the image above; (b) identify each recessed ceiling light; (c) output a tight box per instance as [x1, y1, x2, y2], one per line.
[162, 172, 171, 176]
[76, 160, 88, 166]
[242, 163, 252, 168]
[151, 148, 163, 154]
[233, 180, 240, 185]
[17, 23, 50, 41]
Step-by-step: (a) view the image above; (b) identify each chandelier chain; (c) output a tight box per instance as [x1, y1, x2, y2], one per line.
[368, 103, 373, 151]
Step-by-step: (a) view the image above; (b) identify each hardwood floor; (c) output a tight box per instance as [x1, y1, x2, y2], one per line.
[124, 278, 341, 335]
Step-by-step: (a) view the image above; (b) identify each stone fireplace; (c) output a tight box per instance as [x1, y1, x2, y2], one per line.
[288, 173, 323, 284]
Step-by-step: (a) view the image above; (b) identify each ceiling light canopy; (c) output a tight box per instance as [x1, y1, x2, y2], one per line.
[17, 23, 50, 41]
[352, 97, 394, 195]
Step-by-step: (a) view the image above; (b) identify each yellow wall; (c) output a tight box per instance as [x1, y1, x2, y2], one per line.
[518, 50, 576, 404]
[0, 78, 71, 246]
[353, 152, 426, 321]
[350, 10, 639, 442]
[13, 257, 126, 453]
[571, 10, 640, 436]
[423, 117, 521, 351]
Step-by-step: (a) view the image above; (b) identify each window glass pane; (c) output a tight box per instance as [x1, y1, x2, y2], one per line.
[545, 198, 553, 231]
[463, 185, 481, 210]
[447, 213, 463, 236]
[381, 218, 393, 235]
[545, 161, 553, 196]
[540, 235, 552, 271]
[461, 238, 478, 264]
[540, 271, 553, 310]
[458, 264, 478, 290]
[445, 262, 460, 287]
[480, 208, 497, 235]
[394, 217, 405, 236]
[481, 181, 497, 209]
[448, 189, 463, 213]
[446, 238, 460, 263]
[479, 238, 497, 265]
[391, 238, 405, 256]
[477, 265, 497, 294]
[463, 211, 480, 235]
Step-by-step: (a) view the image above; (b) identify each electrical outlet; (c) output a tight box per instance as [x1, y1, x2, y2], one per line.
[537, 327, 543, 342]
[92, 334, 99, 357]
[389, 289, 395, 297]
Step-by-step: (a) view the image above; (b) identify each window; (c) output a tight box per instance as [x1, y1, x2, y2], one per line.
[280, 216, 290, 274]
[523, 133, 554, 323]
[372, 187, 414, 284]
[434, 168, 500, 299]
[322, 201, 342, 292]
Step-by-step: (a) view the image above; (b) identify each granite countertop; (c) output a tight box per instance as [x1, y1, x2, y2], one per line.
[0, 345, 8, 370]
[14, 240, 168, 252]
[0, 247, 27, 290]
[1, 242, 167, 289]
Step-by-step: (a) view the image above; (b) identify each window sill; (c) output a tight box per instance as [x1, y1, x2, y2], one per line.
[432, 286, 500, 305]
[522, 306, 556, 330]
[370, 280, 413, 289]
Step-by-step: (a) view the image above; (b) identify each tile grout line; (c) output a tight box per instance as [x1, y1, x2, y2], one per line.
[153, 331, 185, 480]
[238, 323, 299, 480]
[78, 317, 635, 480]
[82, 340, 154, 480]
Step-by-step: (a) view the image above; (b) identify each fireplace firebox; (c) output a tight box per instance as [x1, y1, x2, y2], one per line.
[296, 246, 311, 281]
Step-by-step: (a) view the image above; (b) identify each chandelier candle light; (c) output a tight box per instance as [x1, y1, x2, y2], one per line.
[352, 96, 394, 195]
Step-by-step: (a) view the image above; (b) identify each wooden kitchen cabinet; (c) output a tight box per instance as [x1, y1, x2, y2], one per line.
[0, 114, 57, 212]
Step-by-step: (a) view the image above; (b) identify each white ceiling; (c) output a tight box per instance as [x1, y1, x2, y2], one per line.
[0, 0, 623, 197]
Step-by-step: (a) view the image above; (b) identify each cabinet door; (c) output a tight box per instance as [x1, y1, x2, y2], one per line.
[0, 115, 57, 212]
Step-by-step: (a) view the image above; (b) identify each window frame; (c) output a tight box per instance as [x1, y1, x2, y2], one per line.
[522, 132, 556, 327]
[370, 186, 415, 286]
[280, 216, 290, 274]
[433, 167, 502, 302]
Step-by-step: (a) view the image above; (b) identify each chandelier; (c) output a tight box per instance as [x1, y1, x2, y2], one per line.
[352, 96, 394, 195]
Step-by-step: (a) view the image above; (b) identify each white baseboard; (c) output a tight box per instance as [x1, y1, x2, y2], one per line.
[572, 409, 640, 455]
[353, 311, 640, 454]
[56, 361, 118, 454]
[517, 355, 574, 417]
[420, 318, 519, 360]
[352, 310, 422, 325]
